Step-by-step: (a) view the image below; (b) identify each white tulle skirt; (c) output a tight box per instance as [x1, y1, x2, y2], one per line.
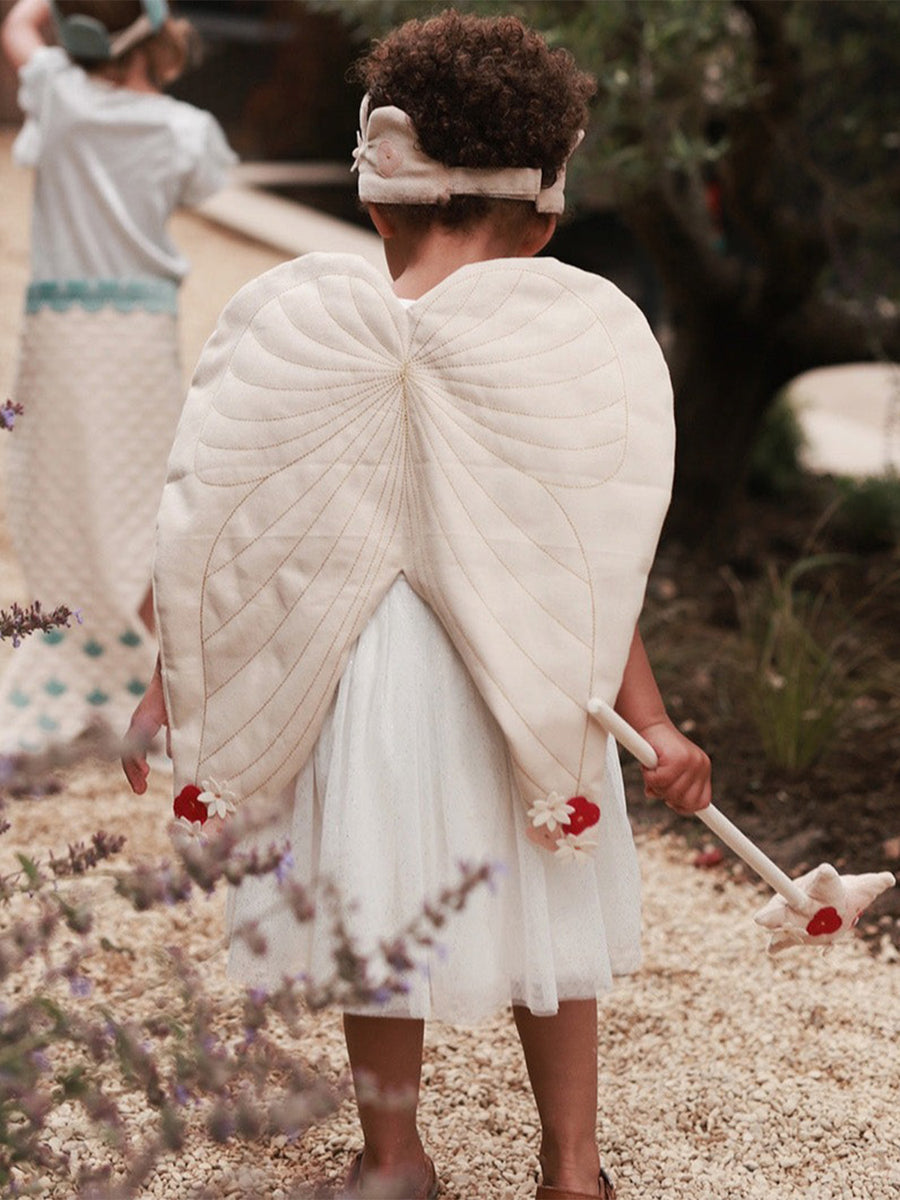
[227, 578, 642, 1022]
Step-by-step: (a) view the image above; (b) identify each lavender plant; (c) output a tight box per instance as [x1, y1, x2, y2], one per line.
[1, 403, 78, 651]
[0, 790, 493, 1197]
[1, 400, 23, 430]
[0, 397, 492, 1197]
[0, 601, 80, 648]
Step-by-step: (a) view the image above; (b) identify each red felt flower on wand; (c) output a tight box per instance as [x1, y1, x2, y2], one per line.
[805, 906, 843, 937]
[173, 784, 208, 828]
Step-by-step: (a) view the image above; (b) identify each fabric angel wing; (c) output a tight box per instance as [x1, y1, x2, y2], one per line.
[154, 253, 674, 825]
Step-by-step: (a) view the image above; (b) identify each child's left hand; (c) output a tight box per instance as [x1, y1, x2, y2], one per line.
[122, 659, 168, 794]
[636, 719, 711, 815]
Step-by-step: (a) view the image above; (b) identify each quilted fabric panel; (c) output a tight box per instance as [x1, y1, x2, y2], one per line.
[154, 253, 674, 822]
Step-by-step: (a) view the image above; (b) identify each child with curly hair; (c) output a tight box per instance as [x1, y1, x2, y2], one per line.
[124, 10, 710, 1198]
[0, 0, 234, 756]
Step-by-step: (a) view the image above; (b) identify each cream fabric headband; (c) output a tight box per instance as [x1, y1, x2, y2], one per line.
[351, 94, 582, 214]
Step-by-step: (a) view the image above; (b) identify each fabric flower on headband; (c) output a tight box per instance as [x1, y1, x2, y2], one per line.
[351, 93, 581, 213]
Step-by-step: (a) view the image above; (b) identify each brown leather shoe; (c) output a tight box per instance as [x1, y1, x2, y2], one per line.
[535, 1166, 616, 1199]
[343, 1150, 439, 1199]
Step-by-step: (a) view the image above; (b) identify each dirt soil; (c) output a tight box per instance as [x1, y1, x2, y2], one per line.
[635, 485, 900, 942]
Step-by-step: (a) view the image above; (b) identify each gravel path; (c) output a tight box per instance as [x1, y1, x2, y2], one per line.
[3, 765, 898, 1199]
[2, 129, 899, 1200]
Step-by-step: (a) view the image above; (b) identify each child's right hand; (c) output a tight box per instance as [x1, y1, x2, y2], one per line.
[637, 718, 711, 815]
[1, 0, 52, 72]
[122, 660, 168, 794]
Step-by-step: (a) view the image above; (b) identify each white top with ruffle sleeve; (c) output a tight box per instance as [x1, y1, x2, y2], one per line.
[14, 46, 236, 283]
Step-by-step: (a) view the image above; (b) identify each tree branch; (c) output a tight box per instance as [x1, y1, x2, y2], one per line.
[722, 0, 830, 296]
[626, 182, 747, 308]
[774, 296, 900, 384]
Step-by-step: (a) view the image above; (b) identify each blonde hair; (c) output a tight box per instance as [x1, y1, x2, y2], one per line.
[55, 1, 194, 87]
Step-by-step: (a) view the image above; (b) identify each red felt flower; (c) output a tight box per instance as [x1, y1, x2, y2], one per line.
[694, 847, 724, 869]
[560, 795, 600, 836]
[173, 784, 208, 826]
[805, 906, 842, 937]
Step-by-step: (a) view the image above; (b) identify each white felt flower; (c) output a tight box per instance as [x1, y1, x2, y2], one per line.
[351, 128, 365, 173]
[172, 815, 204, 841]
[351, 96, 371, 173]
[553, 830, 599, 864]
[527, 791, 574, 833]
[198, 778, 236, 820]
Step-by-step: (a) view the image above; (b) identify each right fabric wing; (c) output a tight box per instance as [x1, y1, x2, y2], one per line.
[401, 258, 675, 814]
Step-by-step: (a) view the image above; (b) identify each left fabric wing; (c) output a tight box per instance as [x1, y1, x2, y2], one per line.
[155, 255, 411, 797]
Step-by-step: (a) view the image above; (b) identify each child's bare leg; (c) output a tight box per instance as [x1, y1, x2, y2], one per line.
[343, 1014, 432, 1181]
[513, 999, 603, 1195]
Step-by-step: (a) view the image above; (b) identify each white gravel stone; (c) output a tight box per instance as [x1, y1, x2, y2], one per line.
[21, 821, 884, 1200]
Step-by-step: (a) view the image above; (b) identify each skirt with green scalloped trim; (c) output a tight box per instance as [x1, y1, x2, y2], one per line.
[0, 303, 182, 755]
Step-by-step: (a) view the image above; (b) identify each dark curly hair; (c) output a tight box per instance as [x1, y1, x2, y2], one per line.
[354, 9, 595, 228]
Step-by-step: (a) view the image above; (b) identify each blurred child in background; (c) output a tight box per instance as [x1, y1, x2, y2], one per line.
[0, 0, 235, 757]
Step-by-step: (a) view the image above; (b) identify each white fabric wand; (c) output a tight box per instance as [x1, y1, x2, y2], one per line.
[587, 697, 896, 951]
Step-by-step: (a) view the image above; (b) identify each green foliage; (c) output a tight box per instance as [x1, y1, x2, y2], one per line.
[729, 555, 862, 772]
[314, 0, 900, 539]
[318, 0, 900, 253]
[316, 0, 758, 201]
[746, 392, 807, 499]
[832, 474, 900, 551]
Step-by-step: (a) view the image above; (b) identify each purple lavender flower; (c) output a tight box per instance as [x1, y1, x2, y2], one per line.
[30, 1049, 52, 1072]
[484, 860, 507, 893]
[274, 849, 295, 884]
[69, 974, 92, 997]
[0, 600, 78, 646]
[0, 400, 23, 430]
